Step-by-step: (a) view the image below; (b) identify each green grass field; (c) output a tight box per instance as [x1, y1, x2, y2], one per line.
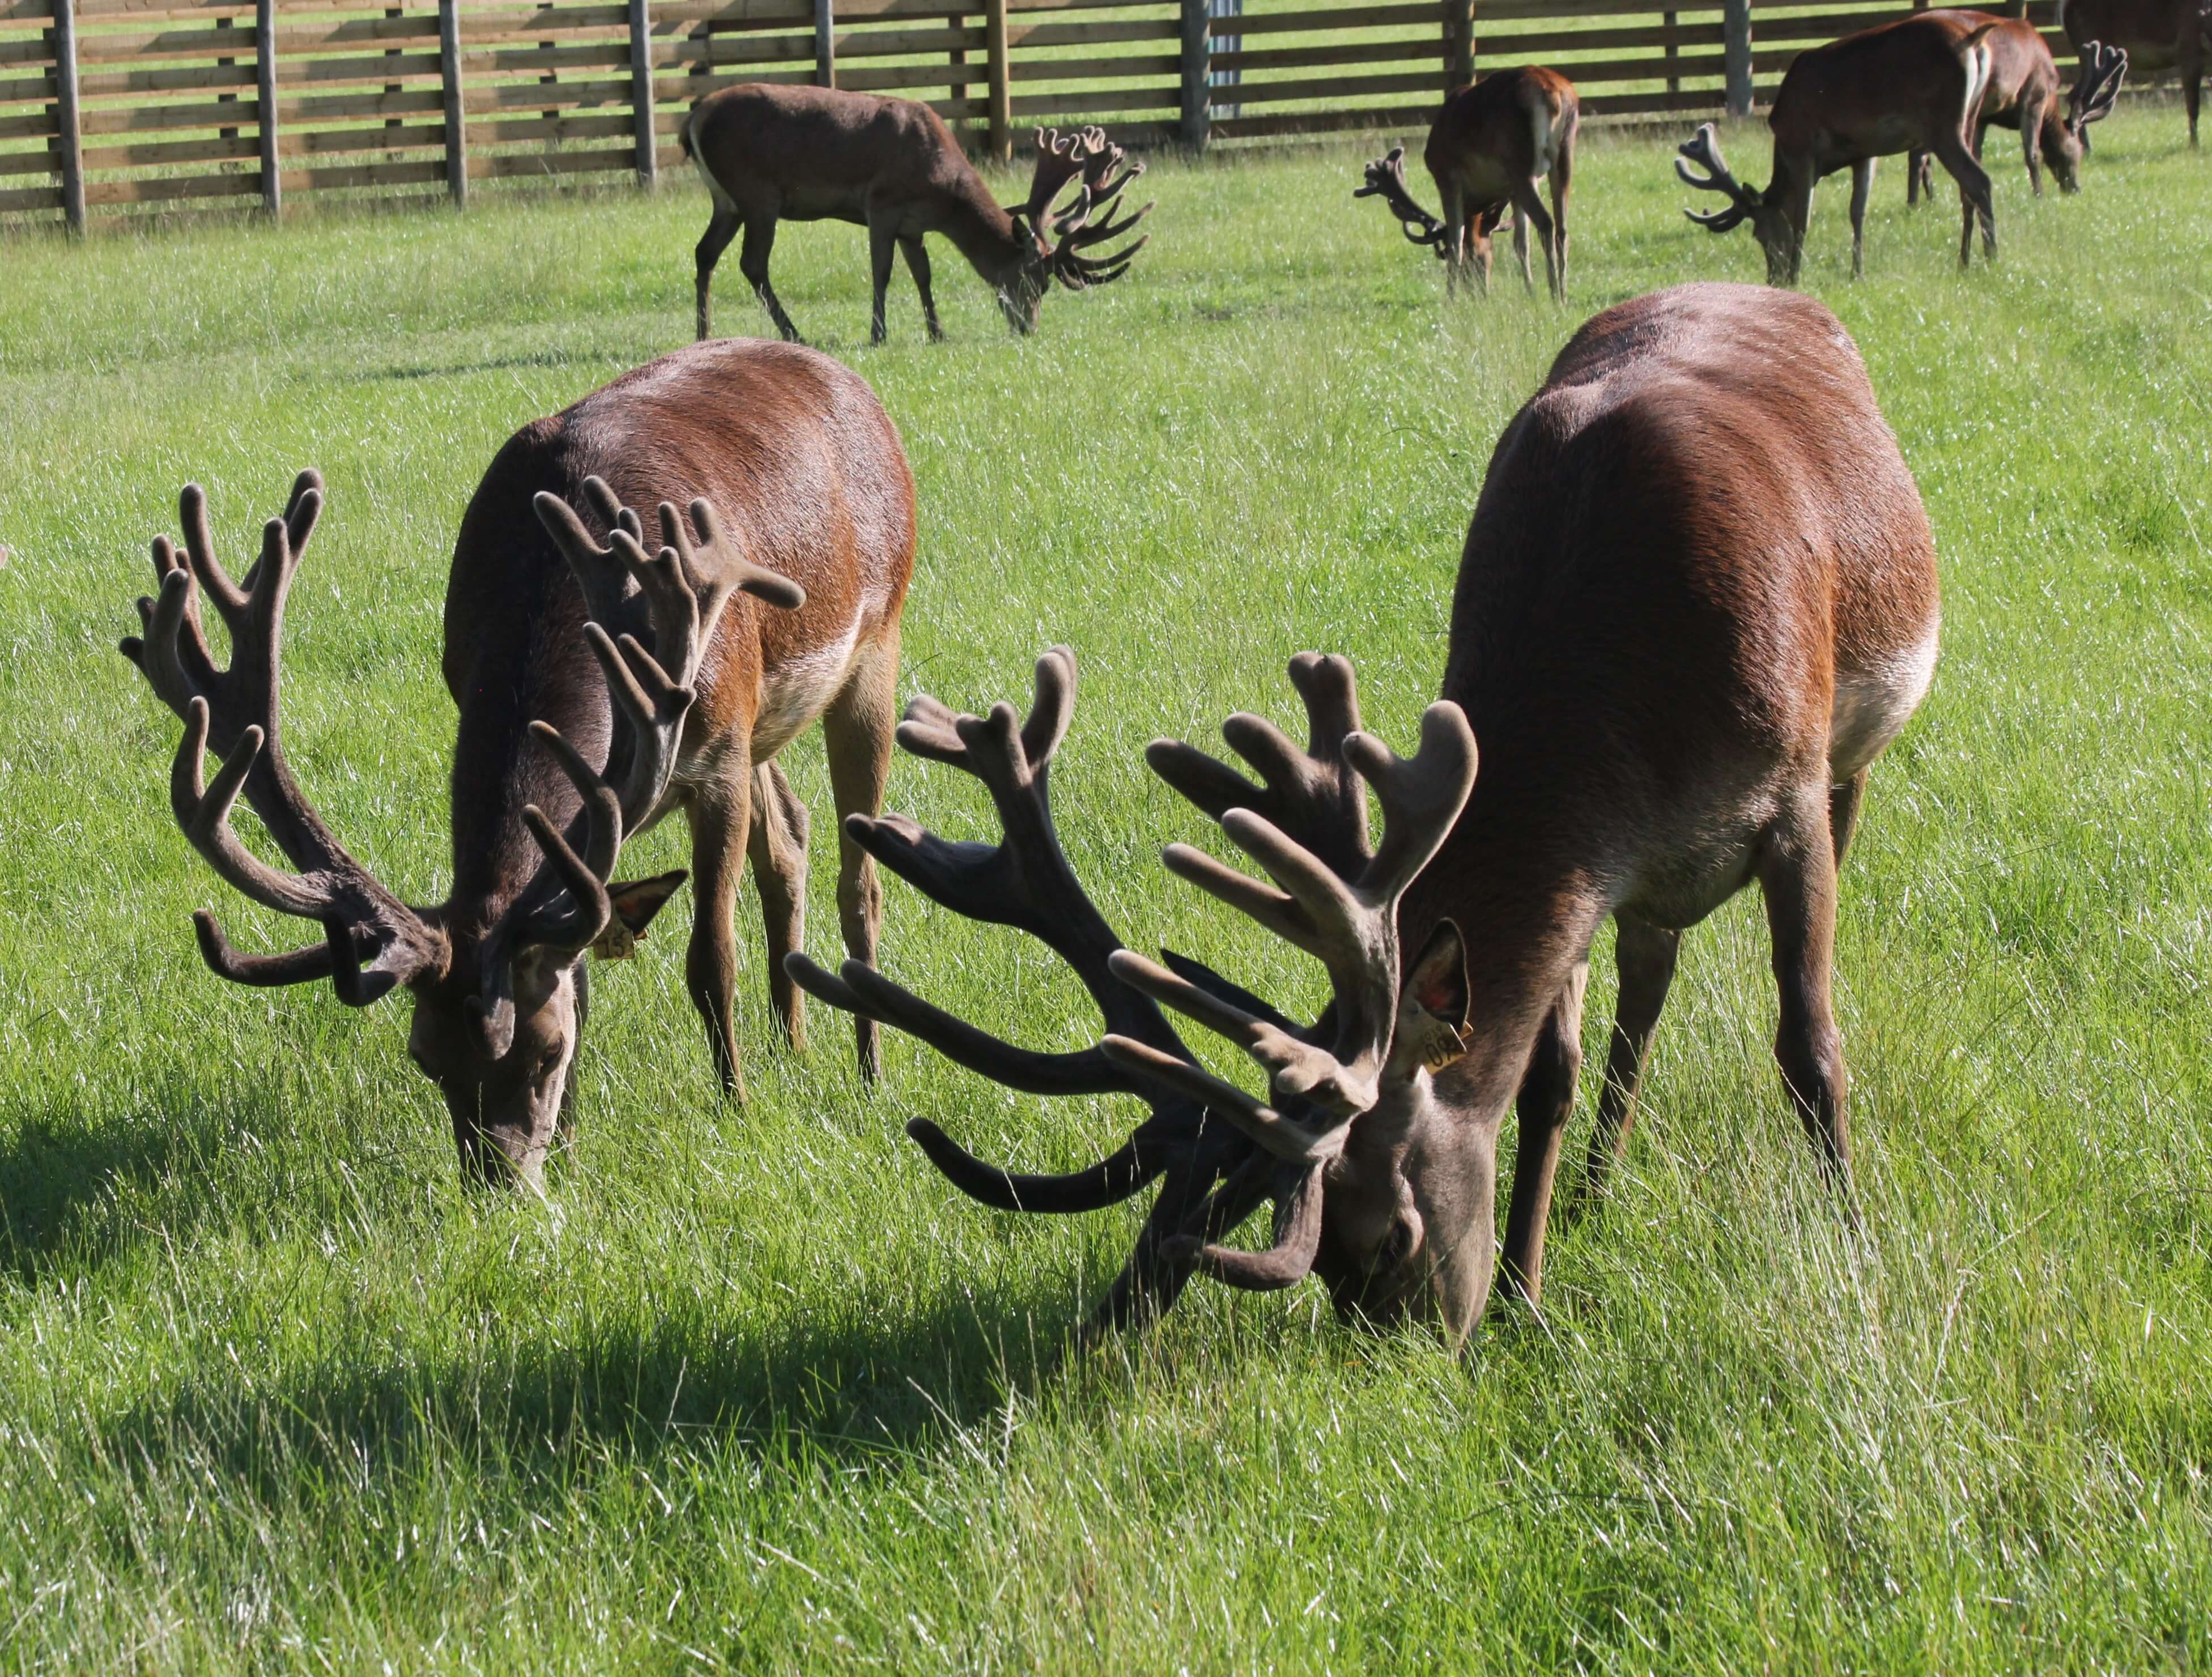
[2, 110, 2209, 1671]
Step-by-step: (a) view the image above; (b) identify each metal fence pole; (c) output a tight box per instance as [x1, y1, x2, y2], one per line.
[629, 0, 657, 185]
[984, 0, 1008, 161]
[1722, 0, 1752, 116]
[51, 0, 83, 233]
[1179, 0, 1209, 147]
[254, 0, 282, 216]
[814, 0, 835, 87]
[439, 0, 467, 207]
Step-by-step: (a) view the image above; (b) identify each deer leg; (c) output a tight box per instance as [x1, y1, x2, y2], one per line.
[1934, 131, 1996, 264]
[1830, 766, 1869, 869]
[1512, 180, 1559, 301]
[684, 767, 757, 1101]
[1845, 158, 1874, 280]
[899, 234, 943, 342]
[738, 217, 802, 343]
[1495, 957, 1590, 1308]
[1782, 173, 1814, 284]
[1549, 149, 1571, 301]
[2019, 104, 2043, 196]
[1906, 149, 1926, 206]
[821, 630, 900, 1083]
[868, 220, 897, 346]
[1569, 913, 1681, 1216]
[747, 758, 811, 1054]
[694, 208, 740, 341]
[2188, 58, 2202, 146]
[1758, 790, 1854, 1200]
[1511, 198, 1534, 293]
[1438, 178, 1467, 298]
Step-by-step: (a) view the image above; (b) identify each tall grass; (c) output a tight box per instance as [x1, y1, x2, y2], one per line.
[1, 113, 2208, 1671]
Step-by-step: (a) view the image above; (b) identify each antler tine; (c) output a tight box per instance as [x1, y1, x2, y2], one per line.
[169, 699, 327, 918]
[1163, 1160, 1324, 1292]
[1676, 123, 1759, 227]
[1021, 126, 1091, 223]
[1355, 147, 1449, 253]
[1345, 702, 1478, 905]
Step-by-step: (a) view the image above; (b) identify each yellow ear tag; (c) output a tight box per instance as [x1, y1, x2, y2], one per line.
[1413, 1013, 1470, 1074]
[591, 923, 639, 961]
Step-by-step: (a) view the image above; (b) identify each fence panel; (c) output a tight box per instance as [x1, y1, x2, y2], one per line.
[0, 0, 65, 218]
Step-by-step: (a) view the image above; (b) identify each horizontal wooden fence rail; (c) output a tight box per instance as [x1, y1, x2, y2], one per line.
[0, 0, 2103, 230]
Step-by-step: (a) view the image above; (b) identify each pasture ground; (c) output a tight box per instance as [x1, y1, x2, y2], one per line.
[1, 111, 2209, 1672]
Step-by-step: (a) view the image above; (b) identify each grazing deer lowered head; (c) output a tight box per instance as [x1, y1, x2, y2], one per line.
[1907, 23, 2125, 203]
[2057, 0, 2201, 143]
[683, 85, 1152, 344]
[1679, 12, 2026, 281]
[1356, 66, 1579, 300]
[123, 340, 915, 1187]
[793, 283, 1938, 1344]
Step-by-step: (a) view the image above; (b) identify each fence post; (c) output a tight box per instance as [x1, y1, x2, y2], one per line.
[629, 0, 657, 185]
[1179, 0, 1208, 147]
[50, 0, 83, 234]
[984, 0, 1008, 161]
[1722, 0, 1752, 116]
[254, 0, 282, 216]
[1443, 0, 1472, 88]
[439, 0, 467, 207]
[814, 0, 835, 87]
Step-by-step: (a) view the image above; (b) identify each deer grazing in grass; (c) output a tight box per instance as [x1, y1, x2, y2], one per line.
[123, 339, 915, 1187]
[2058, 0, 2204, 142]
[1906, 22, 2126, 204]
[1679, 12, 2026, 280]
[682, 86, 1152, 345]
[1356, 66, 1579, 300]
[789, 283, 1939, 1340]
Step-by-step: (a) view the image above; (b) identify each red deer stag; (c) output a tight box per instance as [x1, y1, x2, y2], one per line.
[122, 339, 915, 1187]
[1905, 22, 2125, 203]
[2059, 0, 2202, 142]
[682, 87, 1152, 345]
[1678, 12, 2018, 280]
[1355, 66, 1579, 300]
[789, 284, 1939, 1341]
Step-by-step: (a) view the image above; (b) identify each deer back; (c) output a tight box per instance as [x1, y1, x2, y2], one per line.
[1769, 13, 2003, 158]
[1423, 66, 1577, 202]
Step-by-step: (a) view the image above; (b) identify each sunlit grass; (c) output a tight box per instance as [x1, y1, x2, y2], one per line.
[0, 111, 2208, 1670]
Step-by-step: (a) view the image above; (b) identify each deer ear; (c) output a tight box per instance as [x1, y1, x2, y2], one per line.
[1397, 918, 1471, 1072]
[592, 870, 687, 960]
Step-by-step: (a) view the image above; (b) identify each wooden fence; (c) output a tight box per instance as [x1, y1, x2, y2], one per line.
[0, 0, 2070, 230]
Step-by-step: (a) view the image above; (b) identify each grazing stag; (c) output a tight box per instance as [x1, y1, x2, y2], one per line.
[790, 284, 1938, 1341]
[682, 87, 1152, 344]
[123, 340, 916, 1187]
[1678, 12, 2017, 280]
[1906, 22, 2126, 203]
[1355, 66, 1579, 299]
[2058, 0, 2203, 142]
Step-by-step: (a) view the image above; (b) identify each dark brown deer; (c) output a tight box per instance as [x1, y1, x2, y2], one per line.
[682, 87, 1151, 345]
[2060, 0, 2203, 142]
[1355, 66, 1579, 300]
[790, 284, 1939, 1343]
[1906, 21, 2126, 202]
[122, 339, 916, 1187]
[1678, 12, 2015, 280]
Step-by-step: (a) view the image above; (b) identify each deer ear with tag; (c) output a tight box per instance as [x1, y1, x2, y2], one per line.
[1394, 918, 1471, 1074]
[593, 870, 687, 960]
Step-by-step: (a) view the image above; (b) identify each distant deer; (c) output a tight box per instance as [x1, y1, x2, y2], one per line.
[2058, 0, 2203, 142]
[682, 87, 1152, 344]
[1906, 20, 2126, 202]
[123, 340, 915, 1187]
[1678, 12, 2017, 279]
[789, 283, 1938, 1341]
[1355, 66, 1579, 299]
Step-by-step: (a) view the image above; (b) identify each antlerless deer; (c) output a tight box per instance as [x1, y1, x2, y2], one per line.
[683, 87, 1151, 344]
[123, 340, 914, 1187]
[791, 284, 1938, 1343]
[1903, 18, 2125, 205]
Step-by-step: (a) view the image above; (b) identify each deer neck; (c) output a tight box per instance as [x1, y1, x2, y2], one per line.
[939, 186, 1033, 286]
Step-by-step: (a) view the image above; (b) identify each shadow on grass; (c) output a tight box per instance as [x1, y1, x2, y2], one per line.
[0, 1107, 192, 1283]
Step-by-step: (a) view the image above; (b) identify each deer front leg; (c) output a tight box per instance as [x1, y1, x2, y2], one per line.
[899, 235, 944, 342]
[869, 221, 898, 346]
[685, 768, 757, 1101]
[1847, 158, 1874, 279]
[1759, 789, 1854, 1203]
[1570, 913, 1682, 1218]
[748, 759, 811, 1053]
[1496, 958, 1590, 1309]
[739, 217, 802, 343]
[822, 633, 899, 1082]
[1438, 178, 1468, 298]
[695, 209, 739, 340]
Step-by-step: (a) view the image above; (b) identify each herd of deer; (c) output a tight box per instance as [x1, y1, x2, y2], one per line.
[118, 3, 2184, 1346]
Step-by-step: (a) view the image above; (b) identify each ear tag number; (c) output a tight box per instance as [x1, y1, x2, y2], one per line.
[591, 923, 639, 961]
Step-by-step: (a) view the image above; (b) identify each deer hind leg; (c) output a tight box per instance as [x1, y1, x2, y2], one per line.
[1549, 133, 1572, 300]
[1758, 788, 1855, 1201]
[1934, 130, 1996, 263]
[738, 217, 802, 343]
[1847, 158, 1874, 279]
[685, 764, 758, 1101]
[1906, 149, 1930, 206]
[899, 234, 943, 342]
[695, 208, 740, 341]
[822, 629, 900, 1082]
[1512, 180, 1559, 300]
[1570, 913, 1682, 1217]
[1511, 198, 1534, 293]
[1829, 766, 1870, 869]
[747, 758, 812, 1053]
[1496, 957, 1590, 1309]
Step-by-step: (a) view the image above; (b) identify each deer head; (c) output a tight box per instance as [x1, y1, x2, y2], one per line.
[1675, 124, 1799, 284]
[1354, 146, 1450, 258]
[2048, 41, 2126, 185]
[785, 649, 1491, 1341]
[122, 474, 803, 1186]
[997, 127, 1153, 333]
